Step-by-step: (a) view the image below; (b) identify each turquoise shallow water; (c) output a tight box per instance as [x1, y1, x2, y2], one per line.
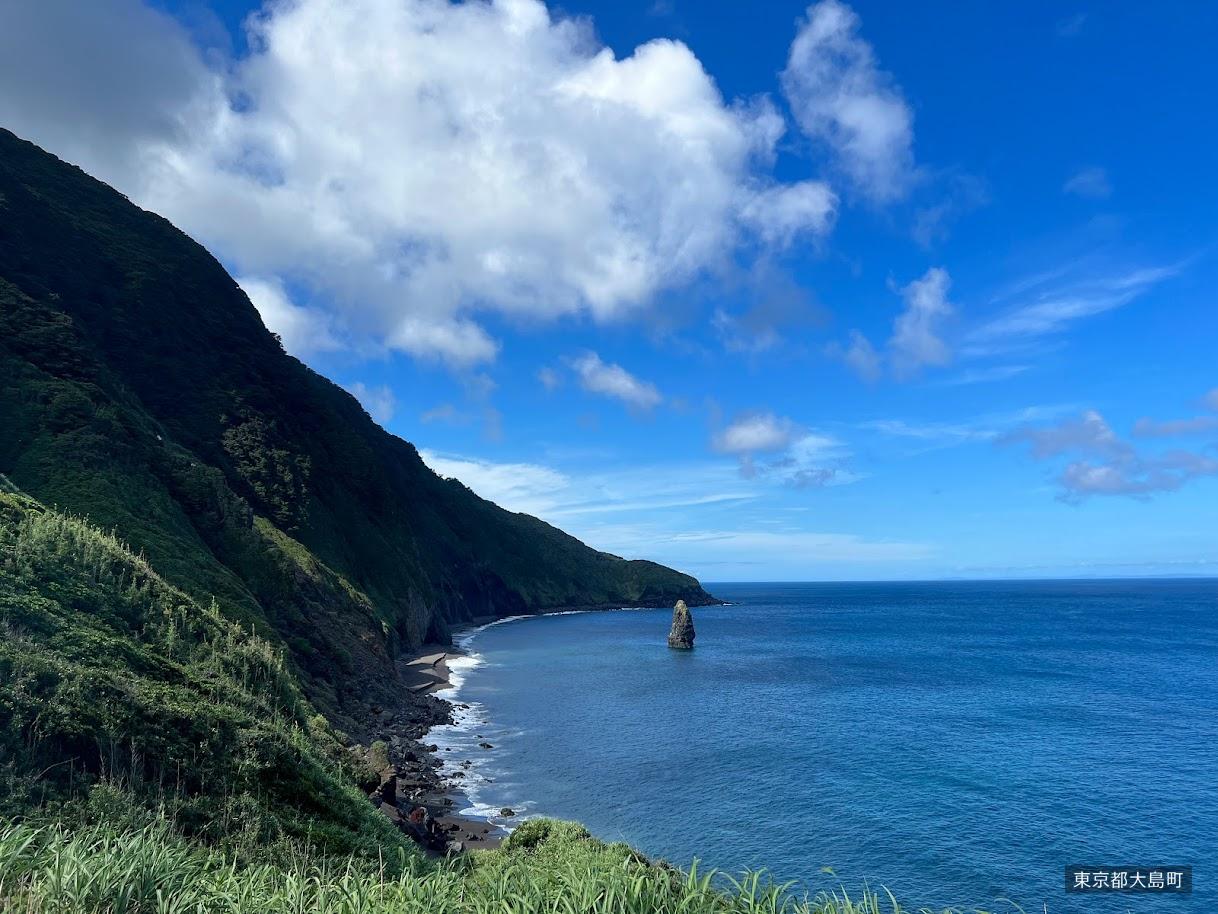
[428, 581, 1218, 912]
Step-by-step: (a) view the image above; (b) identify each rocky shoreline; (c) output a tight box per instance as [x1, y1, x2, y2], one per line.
[354, 643, 506, 855]
[361, 600, 721, 856]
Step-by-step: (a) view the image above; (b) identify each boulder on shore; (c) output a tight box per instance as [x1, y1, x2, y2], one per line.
[667, 599, 696, 650]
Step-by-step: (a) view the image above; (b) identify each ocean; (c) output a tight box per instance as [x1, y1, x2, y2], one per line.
[428, 580, 1218, 912]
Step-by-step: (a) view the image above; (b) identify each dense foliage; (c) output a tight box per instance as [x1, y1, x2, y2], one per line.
[0, 489, 408, 860]
[0, 127, 711, 726]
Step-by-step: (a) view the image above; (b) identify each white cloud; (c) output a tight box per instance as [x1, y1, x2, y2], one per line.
[782, 0, 915, 202]
[536, 366, 562, 391]
[888, 266, 953, 378]
[1003, 409, 1129, 459]
[343, 382, 397, 424]
[1204, 388, 1218, 412]
[739, 180, 838, 246]
[1063, 166, 1112, 199]
[567, 352, 662, 409]
[1005, 404, 1218, 501]
[713, 413, 849, 487]
[965, 265, 1179, 353]
[832, 267, 954, 382]
[418, 449, 757, 521]
[420, 451, 571, 516]
[0, 0, 843, 367]
[1058, 451, 1218, 501]
[712, 413, 796, 454]
[239, 276, 341, 356]
[830, 328, 882, 382]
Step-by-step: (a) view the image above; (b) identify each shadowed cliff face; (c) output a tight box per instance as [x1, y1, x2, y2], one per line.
[0, 127, 714, 724]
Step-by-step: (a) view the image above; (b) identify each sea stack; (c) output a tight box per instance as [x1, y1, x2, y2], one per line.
[667, 599, 696, 650]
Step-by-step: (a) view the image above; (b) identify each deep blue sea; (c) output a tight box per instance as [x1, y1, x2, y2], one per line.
[429, 581, 1218, 912]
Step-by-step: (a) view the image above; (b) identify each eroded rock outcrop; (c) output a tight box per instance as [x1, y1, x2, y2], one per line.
[667, 599, 696, 649]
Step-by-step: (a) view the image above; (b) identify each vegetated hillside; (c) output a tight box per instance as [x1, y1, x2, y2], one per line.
[0, 127, 712, 724]
[0, 486, 408, 857]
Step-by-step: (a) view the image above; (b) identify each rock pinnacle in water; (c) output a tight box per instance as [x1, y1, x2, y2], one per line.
[667, 599, 696, 649]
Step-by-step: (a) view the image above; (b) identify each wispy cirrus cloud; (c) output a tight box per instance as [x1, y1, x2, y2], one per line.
[963, 263, 1182, 357]
[862, 404, 1077, 453]
[1063, 166, 1112, 199]
[418, 450, 757, 524]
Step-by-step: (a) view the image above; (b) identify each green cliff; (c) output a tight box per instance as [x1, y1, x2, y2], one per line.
[0, 127, 712, 727]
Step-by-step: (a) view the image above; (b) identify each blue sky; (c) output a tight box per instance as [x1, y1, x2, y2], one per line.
[2, 0, 1216, 580]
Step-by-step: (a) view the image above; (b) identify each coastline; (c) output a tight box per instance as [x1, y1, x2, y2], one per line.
[360, 635, 508, 854]
[386, 601, 714, 855]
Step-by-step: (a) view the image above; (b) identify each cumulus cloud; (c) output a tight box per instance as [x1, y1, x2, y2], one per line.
[831, 267, 953, 382]
[712, 413, 797, 454]
[343, 382, 397, 424]
[567, 352, 662, 409]
[240, 276, 342, 356]
[1057, 451, 1218, 501]
[1063, 166, 1112, 199]
[0, 0, 848, 368]
[888, 267, 954, 377]
[712, 413, 847, 486]
[739, 180, 838, 246]
[1205, 388, 1218, 411]
[782, 0, 915, 202]
[1005, 405, 1218, 501]
[1003, 409, 1130, 460]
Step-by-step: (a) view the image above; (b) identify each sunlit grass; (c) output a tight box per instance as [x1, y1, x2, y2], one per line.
[0, 818, 1021, 914]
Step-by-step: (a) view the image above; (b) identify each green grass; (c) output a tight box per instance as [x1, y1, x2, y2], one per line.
[0, 490, 411, 862]
[0, 816, 1014, 914]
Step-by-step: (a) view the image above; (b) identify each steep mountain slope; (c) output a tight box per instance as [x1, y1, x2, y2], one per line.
[0, 485, 406, 856]
[0, 128, 712, 724]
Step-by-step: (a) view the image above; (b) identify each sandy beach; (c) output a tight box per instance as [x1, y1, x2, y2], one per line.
[400, 645, 454, 694]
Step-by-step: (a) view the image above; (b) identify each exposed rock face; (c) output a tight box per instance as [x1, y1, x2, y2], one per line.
[667, 599, 696, 649]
